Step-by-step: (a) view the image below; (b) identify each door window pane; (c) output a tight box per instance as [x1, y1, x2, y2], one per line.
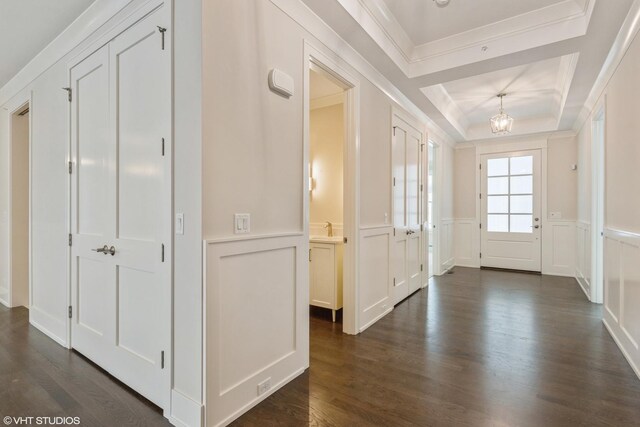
[510, 195, 532, 214]
[488, 177, 509, 195]
[487, 196, 508, 213]
[510, 156, 533, 175]
[487, 158, 509, 176]
[510, 176, 532, 194]
[510, 215, 533, 233]
[488, 214, 509, 232]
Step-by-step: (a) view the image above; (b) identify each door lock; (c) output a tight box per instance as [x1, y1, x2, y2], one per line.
[92, 245, 116, 256]
[534, 225, 540, 229]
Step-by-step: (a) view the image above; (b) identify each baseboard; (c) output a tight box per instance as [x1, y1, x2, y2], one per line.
[30, 317, 67, 348]
[603, 318, 640, 380]
[359, 306, 393, 333]
[169, 389, 204, 427]
[575, 271, 591, 301]
[453, 261, 478, 268]
[213, 367, 306, 427]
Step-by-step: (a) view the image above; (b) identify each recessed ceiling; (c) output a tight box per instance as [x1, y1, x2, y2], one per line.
[0, 0, 96, 89]
[422, 54, 579, 140]
[382, 0, 565, 45]
[302, 0, 634, 141]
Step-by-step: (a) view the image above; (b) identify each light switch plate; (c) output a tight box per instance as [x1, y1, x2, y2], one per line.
[175, 213, 184, 235]
[235, 213, 250, 234]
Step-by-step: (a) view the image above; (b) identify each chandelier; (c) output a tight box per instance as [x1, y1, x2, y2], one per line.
[490, 93, 514, 135]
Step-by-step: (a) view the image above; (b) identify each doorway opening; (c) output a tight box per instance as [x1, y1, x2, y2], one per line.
[427, 140, 437, 279]
[308, 65, 347, 326]
[591, 103, 605, 304]
[7, 103, 31, 309]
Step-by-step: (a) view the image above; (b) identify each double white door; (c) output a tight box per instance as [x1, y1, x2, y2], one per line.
[69, 8, 171, 408]
[480, 150, 541, 271]
[392, 118, 423, 305]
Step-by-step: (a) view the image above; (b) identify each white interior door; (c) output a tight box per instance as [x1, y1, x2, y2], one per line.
[70, 8, 171, 408]
[392, 119, 423, 304]
[480, 151, 541, 271]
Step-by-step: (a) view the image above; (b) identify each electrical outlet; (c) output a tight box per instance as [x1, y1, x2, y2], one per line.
[257, 378, 272, 396]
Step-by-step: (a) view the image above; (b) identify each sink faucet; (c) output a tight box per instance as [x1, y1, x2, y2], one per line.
[324, 221, 333, 237]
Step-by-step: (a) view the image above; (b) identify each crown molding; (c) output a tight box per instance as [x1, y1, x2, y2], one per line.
[337, 0, 595, 78]
[573, 0, 640, 132]
[0, 0, 134, 105]
[268, 0, 456, 147]
[310, 93, 344, 110]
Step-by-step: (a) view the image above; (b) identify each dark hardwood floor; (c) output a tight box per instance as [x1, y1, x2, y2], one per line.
[233, 267, 640, 427]
[0, 306, 171, 426]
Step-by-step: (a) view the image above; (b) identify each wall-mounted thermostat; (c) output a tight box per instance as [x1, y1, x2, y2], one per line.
[268, 69, 294, 98]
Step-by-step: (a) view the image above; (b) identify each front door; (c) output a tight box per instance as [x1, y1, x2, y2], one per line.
[392, 118, 423, 304]
[69, 9, 171, 408]
[480, 151, 541, 271]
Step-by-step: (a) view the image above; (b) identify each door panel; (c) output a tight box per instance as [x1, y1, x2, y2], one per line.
[392, 119, 423, 304]
[70, 7, 170, 409]
[481, 151, 541, 271]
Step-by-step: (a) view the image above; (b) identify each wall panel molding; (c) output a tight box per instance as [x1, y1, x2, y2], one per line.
[542, 220, 576, 277]
[358, 226, 393, 331]
[576, 221, 591, 299]
[441, 219, 455, 272]
[454, 218, 479, 268]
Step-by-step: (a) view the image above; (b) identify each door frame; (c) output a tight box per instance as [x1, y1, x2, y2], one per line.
[304, 41, 360, 335]
[64, 0, 173, 412]
[4, 94, 33, 309]
[476, 139, 548, 270]
[427, 139, 441, 278]
[591, 97, 606, 304]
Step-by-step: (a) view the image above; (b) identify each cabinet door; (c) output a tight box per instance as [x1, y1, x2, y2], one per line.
[310, 243, 335, 309]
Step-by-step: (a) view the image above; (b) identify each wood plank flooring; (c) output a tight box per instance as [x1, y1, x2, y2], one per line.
[0, 305, 171, 426]
[233, 267, 640, 426]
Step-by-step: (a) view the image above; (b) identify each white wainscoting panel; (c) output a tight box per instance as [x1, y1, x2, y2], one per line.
[575, 221, 591, 299]
[603, 228, 640, 379]
[542, 220, 576, 277]
[454, 218, 479, 268]
[359, 226, 392, 332]
[441, 219, 455, 272]
[204, 234, 308, 427]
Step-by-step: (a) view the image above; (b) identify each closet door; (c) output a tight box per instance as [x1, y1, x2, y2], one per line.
[392, 118, 423, 305]
[69, 6, 171, 408]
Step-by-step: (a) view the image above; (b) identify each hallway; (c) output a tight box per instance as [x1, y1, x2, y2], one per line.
[233, 268, 640, 426]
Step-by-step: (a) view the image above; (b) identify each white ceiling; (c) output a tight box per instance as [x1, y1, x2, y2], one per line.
[382, 0, 564, 45]
[302, 0, 634, 142]
[0, 0, 96, 89]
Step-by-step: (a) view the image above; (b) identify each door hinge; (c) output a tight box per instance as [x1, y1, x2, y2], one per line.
[161, 138, 165, 156]
[393, 228, 396, 236]
[479, 223, 482, 229]
[68, 306, 72, 319]
[420, 264, 423, 272]
[393, 177, 396, 187]
[68, 161, 73, 174]
[392, 126, 397, 136]
[68, 234, 72, 246]
[161, 244, 165, 262]
[420, 224, 424, 231]
[309, 248, 311, 262]
[420, 184, 423, 192]
[479, 193, 482, 199]
[480, 252, 482, 259]
[62, 87, 72, 102]
[393, 277, 396, 285]
[343, 237, 348, 244]
[479, 163, 482, 170]
[161, 351, 165, 369]
[157, 26, 167, 50]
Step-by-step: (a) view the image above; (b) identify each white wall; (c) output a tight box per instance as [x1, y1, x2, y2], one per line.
[310, 103, 343, 235]
[576, 18, 640, 378]
[0, 1, 205, 425]
[453, 136, 578, 276]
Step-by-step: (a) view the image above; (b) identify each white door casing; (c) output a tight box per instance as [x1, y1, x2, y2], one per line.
[392, 118, 422, 304]
[69, 6, 171, 409]
[480, 150, 542, 271]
